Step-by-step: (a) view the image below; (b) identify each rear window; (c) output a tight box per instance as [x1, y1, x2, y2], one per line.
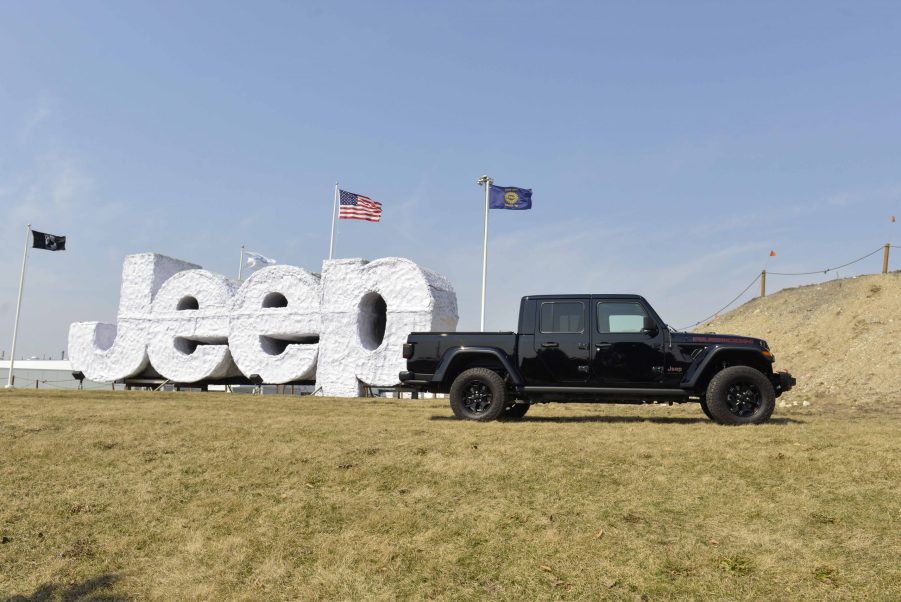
[539, 302, 584, 333]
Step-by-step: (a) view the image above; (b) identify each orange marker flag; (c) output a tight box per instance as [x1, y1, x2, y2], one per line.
[769, 250, 777, 257]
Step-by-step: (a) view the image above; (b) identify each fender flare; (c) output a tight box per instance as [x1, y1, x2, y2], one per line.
[681, 345, 772, 389]
[433, 347, 524, 386]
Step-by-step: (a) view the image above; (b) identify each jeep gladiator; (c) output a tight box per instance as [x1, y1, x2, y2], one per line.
[399, 294, 795, 425]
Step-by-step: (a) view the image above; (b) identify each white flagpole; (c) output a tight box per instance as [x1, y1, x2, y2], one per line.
[477, 175, 493, 331]
[6, 224, 32, 388]
[237, 244, 245, 281]
[328, 182, 339, 260]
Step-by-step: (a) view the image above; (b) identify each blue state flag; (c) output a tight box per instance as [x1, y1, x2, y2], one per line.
[489, 185, 532, 210]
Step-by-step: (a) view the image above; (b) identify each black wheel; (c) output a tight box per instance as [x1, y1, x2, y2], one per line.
[699, 396, 714, 421]
[501, 402, 530, 420]
[449, 368, 507, 421]
[705, 366, 775, 425]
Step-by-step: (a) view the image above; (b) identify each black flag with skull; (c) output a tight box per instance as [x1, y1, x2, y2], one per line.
[31, 230, 66, 251]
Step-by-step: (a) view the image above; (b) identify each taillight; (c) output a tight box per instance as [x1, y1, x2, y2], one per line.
[402, 343, 414, 359]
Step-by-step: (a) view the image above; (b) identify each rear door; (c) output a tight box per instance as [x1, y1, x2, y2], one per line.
[532, 299, 590, 383]
[590, 299, 666, 386]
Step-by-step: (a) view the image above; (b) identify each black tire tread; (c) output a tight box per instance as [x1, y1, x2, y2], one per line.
[699, 396, 714, 421]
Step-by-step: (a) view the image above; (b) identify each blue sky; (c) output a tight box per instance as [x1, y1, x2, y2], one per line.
[1, 1, 899, 358]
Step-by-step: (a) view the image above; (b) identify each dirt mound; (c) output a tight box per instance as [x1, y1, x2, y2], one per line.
[695, 272, 901, 405]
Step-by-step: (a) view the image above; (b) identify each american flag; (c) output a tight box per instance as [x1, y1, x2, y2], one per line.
[339, 189, 382, 222]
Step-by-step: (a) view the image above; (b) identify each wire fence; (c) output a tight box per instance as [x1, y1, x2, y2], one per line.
[681, 243, 896, 330]
[767, 247, 884, 276]
[680, 273, 762, 330]
[4, 375, 115, 390]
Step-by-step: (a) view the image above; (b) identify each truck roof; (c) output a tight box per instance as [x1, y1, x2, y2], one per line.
[521, 294, 648, 301]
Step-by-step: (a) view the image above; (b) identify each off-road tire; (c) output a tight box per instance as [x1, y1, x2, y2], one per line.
[449, 368, 507, 421]
[699, 396, 714, 421]
[501, 402, 530, 420]
[705, 366, 775, 425]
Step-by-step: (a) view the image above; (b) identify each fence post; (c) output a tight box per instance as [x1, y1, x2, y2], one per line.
[884, 243, 891, 274]
[760, 270, 766, 298]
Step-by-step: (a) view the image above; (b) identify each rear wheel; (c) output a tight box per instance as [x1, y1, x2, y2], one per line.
[501, 402, 530, 420]
[699, 396, 714, 421]
[705, 366, 775, 425]
[449, 368, 507, 421]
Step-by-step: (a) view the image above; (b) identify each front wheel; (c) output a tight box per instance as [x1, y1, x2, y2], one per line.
[449, 368, 507, 421]
[705, 366, 775, 425]
[501, 402, 530, 420]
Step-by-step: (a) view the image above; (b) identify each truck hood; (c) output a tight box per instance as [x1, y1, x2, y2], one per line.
[671, 332, 768, 349]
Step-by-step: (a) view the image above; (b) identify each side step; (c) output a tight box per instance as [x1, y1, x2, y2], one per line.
[522, 386, 686, 397]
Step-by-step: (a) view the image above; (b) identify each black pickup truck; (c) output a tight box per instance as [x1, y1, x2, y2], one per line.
[400, 294, 795, 425]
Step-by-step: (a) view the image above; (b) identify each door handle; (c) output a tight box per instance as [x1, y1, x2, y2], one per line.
[541, 342, 559, 348]
[595, 343, 611, 348]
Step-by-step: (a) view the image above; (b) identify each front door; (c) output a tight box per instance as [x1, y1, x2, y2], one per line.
[533, 299, 590, 383]
[591, 300, 666, 386]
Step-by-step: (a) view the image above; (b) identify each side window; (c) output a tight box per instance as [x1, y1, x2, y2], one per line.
[597, 302, 649, 334]
[539, 302, 584, 333]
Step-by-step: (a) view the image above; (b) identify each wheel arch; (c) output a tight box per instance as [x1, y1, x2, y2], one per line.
[683, 345, 773, 393]
[434, 347, 523, 388]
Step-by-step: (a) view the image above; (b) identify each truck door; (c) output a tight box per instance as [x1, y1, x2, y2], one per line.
[591, 300, 666, 386]
[533, 299, 591, 383]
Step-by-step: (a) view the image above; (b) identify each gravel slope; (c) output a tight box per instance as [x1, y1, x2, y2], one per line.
[695, 272, 901, 405]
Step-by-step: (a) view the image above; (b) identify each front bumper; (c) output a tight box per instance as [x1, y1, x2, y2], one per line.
[774, 370, 796, 397]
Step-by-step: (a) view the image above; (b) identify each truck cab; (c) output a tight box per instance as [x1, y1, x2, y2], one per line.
[518, 294, 673, 387]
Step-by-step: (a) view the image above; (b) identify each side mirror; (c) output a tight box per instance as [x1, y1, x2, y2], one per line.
[641, 316, 658, 335]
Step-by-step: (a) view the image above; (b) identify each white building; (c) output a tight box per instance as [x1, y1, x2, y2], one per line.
[0, 359, 105, 389]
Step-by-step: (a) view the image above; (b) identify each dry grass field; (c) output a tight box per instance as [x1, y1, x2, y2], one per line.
[1, 390, 899, 601]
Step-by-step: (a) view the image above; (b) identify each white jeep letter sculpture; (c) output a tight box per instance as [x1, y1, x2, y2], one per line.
[68, 253, 458, 396]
